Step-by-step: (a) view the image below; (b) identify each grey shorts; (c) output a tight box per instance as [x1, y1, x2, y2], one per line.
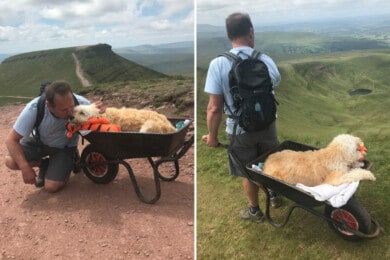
[20, 137, 77, 182]
[227, 121, 278, 177]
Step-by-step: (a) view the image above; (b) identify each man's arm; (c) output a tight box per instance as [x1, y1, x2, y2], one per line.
[202, 94, 224, 147]
[5, 130, 37, 184]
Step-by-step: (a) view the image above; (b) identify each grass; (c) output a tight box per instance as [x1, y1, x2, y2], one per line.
[196, 50, 390, 259]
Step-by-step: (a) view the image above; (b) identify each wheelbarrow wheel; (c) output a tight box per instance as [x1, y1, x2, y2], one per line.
[324, 197, 372, 240]
[80, 144, 119, 184]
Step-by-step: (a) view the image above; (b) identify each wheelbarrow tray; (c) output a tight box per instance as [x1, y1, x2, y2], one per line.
[245, 140, 373, 207]
[242, 140, 382, 239]
[246, 141, 327, 208]
[81, 118, 192, 159]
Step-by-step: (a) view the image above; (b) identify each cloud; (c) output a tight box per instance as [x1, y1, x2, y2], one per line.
[197, 0, 390, 26]
[0, 0, 193, 53]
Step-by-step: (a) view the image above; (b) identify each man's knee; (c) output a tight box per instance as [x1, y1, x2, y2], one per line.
[44, 180, 66, 193]
[4, 155, 19, 170]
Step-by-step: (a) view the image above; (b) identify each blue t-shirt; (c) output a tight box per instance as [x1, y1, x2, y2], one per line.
[13, 94, 90, 148]
[204, 46, 281, 135]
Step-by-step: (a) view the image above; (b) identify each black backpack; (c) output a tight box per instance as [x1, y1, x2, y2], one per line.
[32, 81, 79, 140]
[221, 50, 278, 132]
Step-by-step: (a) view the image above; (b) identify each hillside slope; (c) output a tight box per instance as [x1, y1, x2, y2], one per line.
[0, 44, 166, 98]
[276, 49, 390, 142]
[74, 44, 166, 84]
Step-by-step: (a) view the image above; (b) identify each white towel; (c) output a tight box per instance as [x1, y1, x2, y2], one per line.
[296, 181, 359, 208]
[79, 130, 92, 136]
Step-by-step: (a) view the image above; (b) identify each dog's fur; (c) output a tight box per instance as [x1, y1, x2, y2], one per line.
[71, 104, 176, 133]
[262, 134, 376, 186]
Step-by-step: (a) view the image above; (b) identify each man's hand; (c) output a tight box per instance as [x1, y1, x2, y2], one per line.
[21, 166, 37, 185]
[202, 134, 220, 147]
[93, 99, 106, 114]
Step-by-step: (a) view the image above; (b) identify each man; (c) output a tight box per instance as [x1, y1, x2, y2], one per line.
[202, 13, 281, 223]
[5, 80, 104, 193]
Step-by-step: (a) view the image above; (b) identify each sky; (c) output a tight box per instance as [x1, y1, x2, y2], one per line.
[0, 0, 194, 54]
[1, 1, 389, 55]
[197, 0, 390, 26]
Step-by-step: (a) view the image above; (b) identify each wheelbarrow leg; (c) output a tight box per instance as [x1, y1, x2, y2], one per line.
[228, 150, 300, 228]
[118, 160, 161, 204]
[153, 134, 194, 181]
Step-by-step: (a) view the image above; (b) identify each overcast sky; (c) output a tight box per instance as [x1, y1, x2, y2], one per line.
[1, 1, 389, 55]
[0, 0, 194, 54]
[197, 0, 390, 26]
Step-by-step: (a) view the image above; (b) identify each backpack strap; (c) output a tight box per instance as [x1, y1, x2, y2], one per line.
[33, 93, 80, 141]
[219, 51, 239, 115]
[220, 51, 241, 62]
[251, 50, 261, 60]
[32, 93, 46, 141]
[219, 52, 245, 135]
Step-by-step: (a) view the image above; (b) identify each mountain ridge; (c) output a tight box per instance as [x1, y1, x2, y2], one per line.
[0, 43, 166, 98]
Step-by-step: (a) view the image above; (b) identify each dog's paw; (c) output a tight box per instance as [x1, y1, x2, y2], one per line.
[363, 171, 376, 181]
[350, 168, 376, 181]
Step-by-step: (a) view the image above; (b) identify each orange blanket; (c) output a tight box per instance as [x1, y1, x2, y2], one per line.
[66, 117, 121, 138]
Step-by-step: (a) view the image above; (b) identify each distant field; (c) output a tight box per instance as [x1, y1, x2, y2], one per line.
[197, 30, 390, 68]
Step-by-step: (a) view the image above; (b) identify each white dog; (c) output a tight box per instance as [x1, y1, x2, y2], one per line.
[70, 104, 176, 133]
[262, 134, 376, 186]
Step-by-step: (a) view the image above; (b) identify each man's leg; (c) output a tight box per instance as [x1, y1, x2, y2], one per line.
[239, 177, 264, 223]
[5, 137, 44, 184]
[44, 179, 68, 193]
[43, 147, 76, 193]
[5, 155, 36, 170]
[228, 133, 265, 223]
[243, 178, 259, 207]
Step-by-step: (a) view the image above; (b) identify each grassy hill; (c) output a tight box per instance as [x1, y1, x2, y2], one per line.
[74, 44, 166, 83]
[197, 31, 390, 68]
[197, 48, 390, 258]
[0, 44, 166, 102]
[115, 41, 194, 77]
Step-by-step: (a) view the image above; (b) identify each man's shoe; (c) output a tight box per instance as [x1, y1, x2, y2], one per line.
[35, 158, 49, 188]
[240, 207, 265, 223]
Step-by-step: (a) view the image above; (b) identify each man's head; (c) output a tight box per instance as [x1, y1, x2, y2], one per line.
[45, 80, 75, 119]
[225, 13, 254, 47]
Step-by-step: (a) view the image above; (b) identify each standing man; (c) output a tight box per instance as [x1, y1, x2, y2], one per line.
[202, 13, 281, 223]
[5, 80, 104, 193]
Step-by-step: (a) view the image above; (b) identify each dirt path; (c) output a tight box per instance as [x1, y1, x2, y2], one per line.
[72, 53, 91, 87]
[0, 104, 194, 259]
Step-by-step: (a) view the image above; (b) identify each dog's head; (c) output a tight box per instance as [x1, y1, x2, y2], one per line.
[69, 104, 100, 126]
[329, 134, 367, 162]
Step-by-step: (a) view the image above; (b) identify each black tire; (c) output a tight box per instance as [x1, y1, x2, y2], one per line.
[80, 144, 119, 184]
[324, 197, 372, 240]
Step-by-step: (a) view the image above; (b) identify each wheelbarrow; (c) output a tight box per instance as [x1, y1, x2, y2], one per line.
[230, 140, 382, 240]
[75, 118, 194, 204]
